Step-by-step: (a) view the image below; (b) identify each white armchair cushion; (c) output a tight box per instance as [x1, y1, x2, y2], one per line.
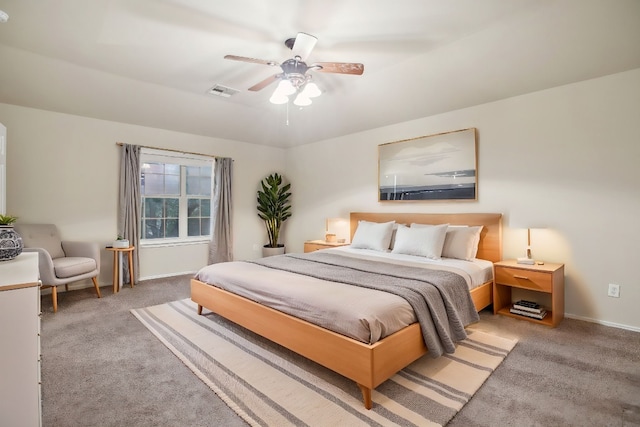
[62, 241, 101, 269]
[53, 257, 97, 279]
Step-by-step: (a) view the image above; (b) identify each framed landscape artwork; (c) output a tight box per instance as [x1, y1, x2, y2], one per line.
[378, 128, 477, 201]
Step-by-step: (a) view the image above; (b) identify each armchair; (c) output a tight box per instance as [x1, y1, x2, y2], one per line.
[14, 224, 101, 312]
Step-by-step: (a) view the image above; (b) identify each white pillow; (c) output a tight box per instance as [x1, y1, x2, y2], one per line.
[392, 223, 448, 259]
[350, 220, 395, 251]
[442, 226, 483, 260]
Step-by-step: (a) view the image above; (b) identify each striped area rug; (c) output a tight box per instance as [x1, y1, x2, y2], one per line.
[131, 299, 517, 427]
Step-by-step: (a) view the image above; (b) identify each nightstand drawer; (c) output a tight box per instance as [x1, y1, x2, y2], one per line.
[495, 267, 552, 292]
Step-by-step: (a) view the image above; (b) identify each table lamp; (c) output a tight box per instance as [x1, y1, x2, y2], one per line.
[325, 218, 349, 243]
[517, 227, 536, 265]
[516, 226, 547, 265]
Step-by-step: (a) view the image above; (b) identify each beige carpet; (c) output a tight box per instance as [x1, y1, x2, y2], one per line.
[131, 299, 517, 427]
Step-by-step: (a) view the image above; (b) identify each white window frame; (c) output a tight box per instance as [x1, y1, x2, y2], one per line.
[140, 148, 214, 247]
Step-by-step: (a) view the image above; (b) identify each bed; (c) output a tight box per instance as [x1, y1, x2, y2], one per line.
[191, 212, 502, 409]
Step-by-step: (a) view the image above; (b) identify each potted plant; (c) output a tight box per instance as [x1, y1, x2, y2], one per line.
[0, 214, 23, 261]
[0, 214, 18, 226]
[113, 235, 130, 248]
[257, 173, 292, 257]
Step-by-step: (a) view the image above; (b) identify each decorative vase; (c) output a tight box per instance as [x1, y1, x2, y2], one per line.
[0, 225, 23, 262]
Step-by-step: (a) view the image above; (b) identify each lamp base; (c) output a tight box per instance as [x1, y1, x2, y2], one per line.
[517, 257, 535, 265]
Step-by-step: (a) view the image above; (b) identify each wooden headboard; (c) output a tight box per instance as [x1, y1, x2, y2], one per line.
[350, 212, 502, 263]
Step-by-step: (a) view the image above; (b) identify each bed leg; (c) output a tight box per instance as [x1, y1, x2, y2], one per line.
[357, 383, 373, 410]
[197, 304, 203, 315]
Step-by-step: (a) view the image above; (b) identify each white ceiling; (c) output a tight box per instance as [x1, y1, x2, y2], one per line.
[0, 0, 639, 148]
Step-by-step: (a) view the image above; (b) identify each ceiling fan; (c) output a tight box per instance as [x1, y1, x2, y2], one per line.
[224, 32, 364, 105]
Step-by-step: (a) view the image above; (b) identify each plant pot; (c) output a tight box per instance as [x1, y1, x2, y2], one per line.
[113, 239, 130, 248]
[0, 225, 23, 262]
[262, 245, 285, 257]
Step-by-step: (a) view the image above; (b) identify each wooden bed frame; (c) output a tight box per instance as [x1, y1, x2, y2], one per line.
[191, 212, 502, 409]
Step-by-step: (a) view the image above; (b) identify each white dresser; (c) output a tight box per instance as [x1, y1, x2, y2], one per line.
[0, 252, 42, 427]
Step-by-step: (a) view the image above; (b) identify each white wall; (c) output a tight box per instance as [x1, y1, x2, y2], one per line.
[2, 68, 638, 330]
[285, 68, 640, 330]
[0, 103, 285, 284]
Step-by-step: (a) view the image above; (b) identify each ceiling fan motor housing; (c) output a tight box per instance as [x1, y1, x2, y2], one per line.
[281, 58, 310, 88]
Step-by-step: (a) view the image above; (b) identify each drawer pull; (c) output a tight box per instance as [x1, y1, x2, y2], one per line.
[513, 275, 529, 280]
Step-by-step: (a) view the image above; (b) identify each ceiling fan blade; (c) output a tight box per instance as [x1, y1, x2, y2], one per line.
[312, 62, 364, 75]
[248, 74, 281, 91]
[291, 32, 318, 60]
[224, 55, 279, 67]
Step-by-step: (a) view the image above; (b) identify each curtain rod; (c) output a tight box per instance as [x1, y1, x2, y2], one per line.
[115, 142, 222, 159]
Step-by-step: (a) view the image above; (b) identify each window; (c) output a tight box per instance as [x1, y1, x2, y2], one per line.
[140, 149, 213, 245]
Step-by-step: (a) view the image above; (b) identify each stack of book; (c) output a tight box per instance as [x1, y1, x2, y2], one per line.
[510, 300, 547, 320]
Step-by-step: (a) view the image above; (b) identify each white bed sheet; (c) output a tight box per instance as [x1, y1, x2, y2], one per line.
[324, 246, 494, 289]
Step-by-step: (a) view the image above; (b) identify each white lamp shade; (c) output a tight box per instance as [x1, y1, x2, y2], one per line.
[293, 94, 312, 106]
[269, 92, 289, 104]
[275, 79, 296, 96]
[301, 82, 321, 98]
[326, 218, 349, 243]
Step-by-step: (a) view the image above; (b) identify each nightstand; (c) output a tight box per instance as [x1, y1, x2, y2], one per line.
[304, 240, 350, 253]
[493, 260, 565, 327]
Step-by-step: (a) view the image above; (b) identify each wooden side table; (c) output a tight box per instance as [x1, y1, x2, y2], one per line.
[493, 259, 565, 327]
[106, 246, 135, 293]
[303, 240, 350, 253]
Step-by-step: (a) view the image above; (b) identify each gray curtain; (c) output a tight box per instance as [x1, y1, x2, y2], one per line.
[118, 144, 141, 284]
[208, 157, 233, 264]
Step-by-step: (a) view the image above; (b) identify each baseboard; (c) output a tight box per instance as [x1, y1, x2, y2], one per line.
[138, 271, 197, 281]
[565, 313, 640, 333]
[40, 271, 197, 295]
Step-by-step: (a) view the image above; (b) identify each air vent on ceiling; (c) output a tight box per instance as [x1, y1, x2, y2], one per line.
[206, 84, 239, 98]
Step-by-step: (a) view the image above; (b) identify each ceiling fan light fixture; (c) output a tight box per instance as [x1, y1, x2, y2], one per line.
[301, 82, 321, 98]
[275, 79, 296, 96]
[269, 92, 289, 105]
[270, 75, 319, 106]
[293, 94, 312, 107]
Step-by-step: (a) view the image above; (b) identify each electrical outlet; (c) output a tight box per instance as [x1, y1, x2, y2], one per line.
[607, 283, 620, 298]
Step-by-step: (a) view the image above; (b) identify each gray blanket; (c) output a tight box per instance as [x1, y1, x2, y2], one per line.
[250, 252, 480, 357]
